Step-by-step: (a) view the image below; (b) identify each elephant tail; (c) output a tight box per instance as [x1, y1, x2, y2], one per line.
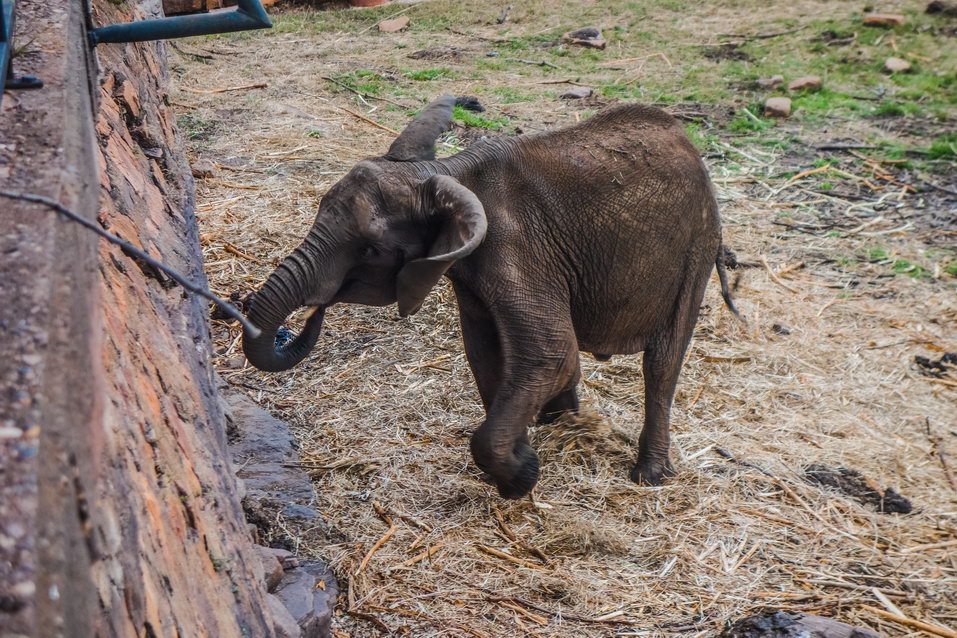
[716, 246, 742, 320]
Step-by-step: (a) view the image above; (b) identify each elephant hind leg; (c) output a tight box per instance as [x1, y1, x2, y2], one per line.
[537, 386, 580, 425]
[630, 278, 708, 486]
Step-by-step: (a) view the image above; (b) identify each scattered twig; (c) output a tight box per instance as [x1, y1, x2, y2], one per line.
[715, 447, 774, 477]
[168, 99, 198, 109]
[476, 544, 545, 570]
[860, 605, 957, 638]
[718, 26, 805, 39]
[491, 505, 549, 564]
[871, 587, 906, 617]
[346, 609, 393, 634]
[448, 27, 510, 42]
[181, 82, 267, 94]
[505, 57, 560, 69]
[355, 524, 398, 575]
[923, 180, 957, 197]
[339, 106, 400, 136]
[399, 542, 446, 568]
[760, 256, 800, 294]
[496, 599, 549, 625]
[320, 76, 406, 107]
[786, 165, 830, 183]
[535, 78, 591, 87]
[169, 41, 214, 62]
[899, 539, 957, 554]
[203, 178, 263, 191]
[486, 596, 638, 626]
[0, 190, 259, 337]
[222, 242, 262, 264]
[926, 418, 957, 495]
[372, 500, 394, 527]
[215, 163, 264, 174]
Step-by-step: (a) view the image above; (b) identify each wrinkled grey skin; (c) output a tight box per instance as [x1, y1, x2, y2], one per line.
[242, 95, 737, 499]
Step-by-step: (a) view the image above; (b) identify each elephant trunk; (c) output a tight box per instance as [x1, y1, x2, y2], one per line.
[242, 247, 325, 372]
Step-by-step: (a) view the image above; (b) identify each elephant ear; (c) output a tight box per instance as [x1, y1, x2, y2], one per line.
[384, 94, 456, 162]
[397, 175, 487, 317]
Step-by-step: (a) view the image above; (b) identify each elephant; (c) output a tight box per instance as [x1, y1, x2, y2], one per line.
[241, 94, 738, 499]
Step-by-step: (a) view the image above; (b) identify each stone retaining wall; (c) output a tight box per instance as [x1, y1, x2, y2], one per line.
[0, 1, 313, 635]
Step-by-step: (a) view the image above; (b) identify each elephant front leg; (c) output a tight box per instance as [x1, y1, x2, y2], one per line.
[469, 326, 580, 499]
[454, 283, 502, 411]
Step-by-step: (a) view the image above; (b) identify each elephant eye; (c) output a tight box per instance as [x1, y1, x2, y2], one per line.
[361, 244, 380, 259]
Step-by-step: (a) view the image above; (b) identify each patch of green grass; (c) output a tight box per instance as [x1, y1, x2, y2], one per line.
[452, 105, 507, 130]
[874, 100, 923, 117]
[405, 68, 454, 81]
[866, 246, 889, 261]
[176, 113, 213, 139]
[928, 133, 957, 160]
[892, 259, 929, 278]
[331, 70, 388, 96]
[685, 122, 718, 151]
[599, 84, 643, 99]
[945, 262, 957, 276]
[491, 87, 535, 104]
[793, 88, 867, 116]
[728, 109, 770, 134]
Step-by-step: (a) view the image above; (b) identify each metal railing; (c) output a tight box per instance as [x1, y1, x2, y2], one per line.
[89, 0, 272, 46]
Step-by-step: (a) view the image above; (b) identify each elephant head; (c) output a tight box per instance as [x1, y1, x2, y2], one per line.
[242, 95, 488, 372]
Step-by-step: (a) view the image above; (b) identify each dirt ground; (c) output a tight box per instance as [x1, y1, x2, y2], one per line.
[171, 1, 956, 635]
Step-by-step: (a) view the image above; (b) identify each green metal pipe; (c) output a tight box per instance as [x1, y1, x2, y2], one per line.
[89, 0, 271, 46]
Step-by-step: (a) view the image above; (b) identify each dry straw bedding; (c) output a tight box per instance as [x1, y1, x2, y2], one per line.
[172, 3, 956, 636]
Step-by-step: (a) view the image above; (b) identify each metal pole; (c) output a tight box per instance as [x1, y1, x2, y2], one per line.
[89, 0, 271, 46]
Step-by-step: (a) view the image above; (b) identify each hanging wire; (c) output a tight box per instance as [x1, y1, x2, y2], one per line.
[0, 190, 261, 338]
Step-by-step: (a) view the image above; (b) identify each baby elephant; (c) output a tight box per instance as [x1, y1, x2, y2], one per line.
[242, 95, 736, 499]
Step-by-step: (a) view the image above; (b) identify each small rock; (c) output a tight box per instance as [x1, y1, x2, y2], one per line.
[378, 16, 409, 32]
[225, 355, 246, 370]
[254, 545, 286, 592]
[267, 594, 303, 638]
[757, 75, 784, 89]
[885, 56, 911, 72]
[763, 97, 792, 118]
[722, 611, 882, 638]
[190, 158, 217, 179]
[772, 324, 791, 335]
[788, 75, 822, 92]
[863, 13, 906, 26]
[274, 560, 338, 638]
[560, 86, 594, 99]
[562, 26, 607, 49]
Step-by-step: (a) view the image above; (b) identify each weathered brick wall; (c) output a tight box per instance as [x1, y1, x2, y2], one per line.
[1, 0, 278, 635]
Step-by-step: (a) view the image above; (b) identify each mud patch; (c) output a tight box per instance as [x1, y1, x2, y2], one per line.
[409, 46, 468, 61]
[701, 43, 752, 62]
[804, 464, 913, 514]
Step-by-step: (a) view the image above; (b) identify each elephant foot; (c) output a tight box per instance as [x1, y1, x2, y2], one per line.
[471, 436, 541, 499]
[630, 456, 675, 486]
[495, 443, 540, 499]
